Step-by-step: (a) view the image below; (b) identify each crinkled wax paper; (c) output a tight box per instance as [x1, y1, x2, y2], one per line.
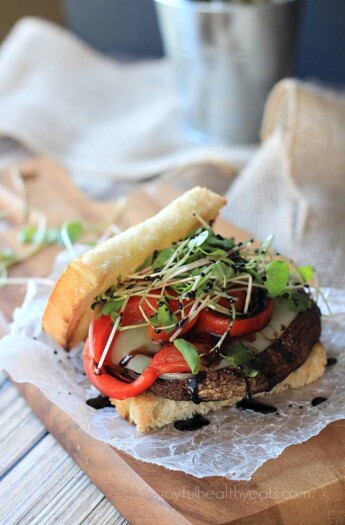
[0, 247, 344, 480]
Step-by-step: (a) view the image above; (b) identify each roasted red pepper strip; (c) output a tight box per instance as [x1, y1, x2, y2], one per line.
[85, 315, 157, 399]
[147, 314, 198, 344]
[84, 316, 191, 400]
[84, 339, 158, 400]
[150, 343, 191, 375]
[219, 289, 246, 312]
[121, 292, 160, 327]
[89, 314, 114, 362]
[147, 295, 198, 344]
[197, 298, 273, 337]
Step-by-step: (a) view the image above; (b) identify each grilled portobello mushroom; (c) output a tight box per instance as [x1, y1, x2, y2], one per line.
[116, 301, 321, 403]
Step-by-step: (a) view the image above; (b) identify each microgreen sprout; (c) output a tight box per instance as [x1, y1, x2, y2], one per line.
[0, 170, 124, 288]
[93, 222, 322, 376]
[173, 339, 200, 374]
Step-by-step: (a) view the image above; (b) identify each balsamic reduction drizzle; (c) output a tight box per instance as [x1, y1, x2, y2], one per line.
[187, 372, 206, 405]
[86, 395, 112, 409]
[174, 414, 210, 431]
[119, 354, 132, 367]
[243, 376, 252, 402]
[119, 348, 154, 368]
[236, 399, 278, 414]
[311, 396, 327, 407]
[237, 375, 277, 413]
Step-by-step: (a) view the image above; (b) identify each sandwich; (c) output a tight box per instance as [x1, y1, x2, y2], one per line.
[43, 187, 326, 432]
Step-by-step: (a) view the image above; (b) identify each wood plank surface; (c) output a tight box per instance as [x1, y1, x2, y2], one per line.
[1, 158, 345, 525]
[0, 375, 127, 525]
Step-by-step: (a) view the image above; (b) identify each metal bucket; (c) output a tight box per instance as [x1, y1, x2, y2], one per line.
[154, 0, 299, 144]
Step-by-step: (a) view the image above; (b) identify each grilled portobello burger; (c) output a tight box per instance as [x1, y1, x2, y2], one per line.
[43, 188, 326, 432]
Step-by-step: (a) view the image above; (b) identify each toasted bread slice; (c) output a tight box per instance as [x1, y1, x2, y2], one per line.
[43, 187, 226, 348]
[111, 341, 327, 432]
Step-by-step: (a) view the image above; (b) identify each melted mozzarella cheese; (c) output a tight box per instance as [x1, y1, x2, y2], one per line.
[124, 354, 152, 374]
[215, 299, 298, 370]
[111, 326, 159, 373]
[241, 299, 297, 354]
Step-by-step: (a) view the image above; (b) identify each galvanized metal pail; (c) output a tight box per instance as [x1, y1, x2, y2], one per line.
[154, 0, 299, 144]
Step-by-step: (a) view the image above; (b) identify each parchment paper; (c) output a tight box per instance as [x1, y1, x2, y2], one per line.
[0, 247, 344, 480]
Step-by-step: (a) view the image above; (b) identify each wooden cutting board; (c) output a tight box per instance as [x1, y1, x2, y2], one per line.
[1, 158, 345, 525]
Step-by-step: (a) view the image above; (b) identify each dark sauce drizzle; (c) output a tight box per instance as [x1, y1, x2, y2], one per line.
[86, 395, 112, 409]
[236, 398, 278, 414]
[187, 372, 206, 405]
[119, 348, 154, 368]
[311, 396, 327, 407]
[236, 375, 277, 414]
[174, 414, 210, 431]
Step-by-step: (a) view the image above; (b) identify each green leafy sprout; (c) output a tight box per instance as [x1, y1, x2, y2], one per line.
[0, 168, 125, 288]
[221, 341, 259, 378]
[18, 220, 84, 247]
[174, 339, 201, 375]
[0, 215, 85, 286]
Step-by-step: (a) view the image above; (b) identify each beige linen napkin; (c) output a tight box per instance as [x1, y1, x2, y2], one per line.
[223, 79, 345, 288]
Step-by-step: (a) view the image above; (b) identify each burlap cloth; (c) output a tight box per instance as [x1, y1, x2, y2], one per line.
[166, 80, 345, 289]
[0, 17, 253, 188]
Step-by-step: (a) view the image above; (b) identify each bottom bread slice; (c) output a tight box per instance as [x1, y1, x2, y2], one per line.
[110, 341, 326, 432]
